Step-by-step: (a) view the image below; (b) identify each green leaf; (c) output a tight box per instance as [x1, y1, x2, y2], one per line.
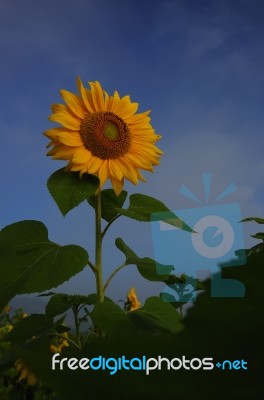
[80, 293, 112, 304]
[128, 297, 183, 334]
[163, 274, 204, 291]
[91, 300, 132, 335]
[92, 297, 182, 335]
[115, 238, 174, 281]
[251, 232, 264, 241]
[88, 189, 128, 222]
[47, 168, 100, 216]
[46, 294, 73, 319]
[241, 217, 264, 224]
[0, 220, 89, 310]
[2, 314, 52, 343]
[116, 193, 167, 221]
[136, 258, 175, 282]
[116, 193, 193, 232]
[45, 293, 112, 319]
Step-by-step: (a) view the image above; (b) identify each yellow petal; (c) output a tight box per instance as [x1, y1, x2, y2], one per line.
[27, 373, 37, 386]
[19, 368, 28, 381]
[136, 169, 147, 182]
[60, 90, 86, 119]
[105, 91, 115, 111]
[121, 161, 138, 185]
[69, 163, 82, 171]
[87, 157, 104, 174]
[55, 132, 83, 146]
[49, 104, 81, 130]
[108, 91, 120, 112]
[113, 90, 120, 100]
[110, 177, 124, 195]
[110, 157, 139, 184]
[44, 127, 72, 139]
[109, 159, 124, 180]
[44, 128, 83, 146]
[128, 110, 151, 125]
[89, 81, 105, 111]
[112, 95, 138, 119]
[80, 166, 88, 177]
[72, 148, 92, 164]
[134, 148, 161, 164]
[123, 153, 153, 169]
[47, 145, 78, 160]
[98, 160, 110, 187]
[76, 77, 95, 113]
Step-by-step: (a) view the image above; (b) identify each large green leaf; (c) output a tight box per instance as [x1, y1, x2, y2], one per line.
[115, 238, 174, 281]
[2, 314, 53, 343]
[47, 168, 100, 216]
[128, 296, 183, 334]
[0, 220, 88, 311]
[92, 297, 182, 335]
[116, 193, 193, 232]
[91, 300, 132, 335]
[88, 189, 128, 222]
[45, 294, 74, 319]
[116, 193, 168, 221]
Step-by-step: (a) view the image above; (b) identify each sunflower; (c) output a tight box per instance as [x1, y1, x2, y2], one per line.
[126, 287, 141, 311]
[15, 359, 37, 386]
[44, 78, 162, 195]
[50, 332, 69, 354]
[1, 305, 11, 313]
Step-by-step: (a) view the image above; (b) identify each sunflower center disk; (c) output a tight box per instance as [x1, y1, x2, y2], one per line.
[80, 112, 131, 159]
[103, 121, 119, 141]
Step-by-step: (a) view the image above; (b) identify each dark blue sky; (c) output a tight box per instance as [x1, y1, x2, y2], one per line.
[1, 0, 264, 303]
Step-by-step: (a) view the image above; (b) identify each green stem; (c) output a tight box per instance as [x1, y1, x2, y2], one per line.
[101, 214, 121, 239]
[95, 190, 104, 303]
[87, 259, 96, 273]
[103, 262, 127, 293]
